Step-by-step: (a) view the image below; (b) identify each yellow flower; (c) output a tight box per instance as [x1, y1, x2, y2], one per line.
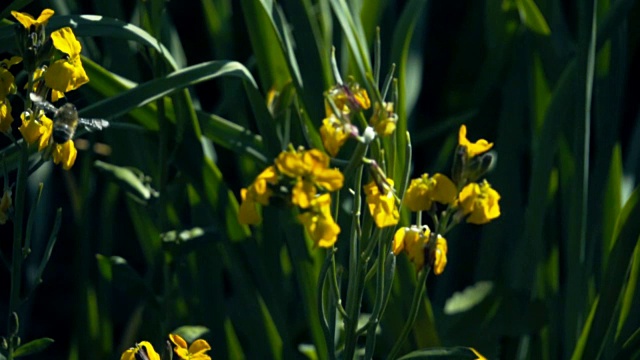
[276, 148, 343, 209]
[238, 166, 278, 225]
[11, 9, 55, 29]
[364, 179, 399, 228]
[0, 100, 13, 133]
[0, 189, 12, 225]
[169, 333, 212, 360]
[120, 341, 160, 360]
[45, 27, 89, 101]
[471, 348, 487, 360]
[369, 102, 397, 136]
[18, 111, 53, 151]
[457, 180, 501, 224]
[1, 57, 22, 99]
[458, 124, 493, 158]
[404, 173, 457, 212]
[52, 140, 78, 170]
[320, 115, 350, 157]
[325, 82, 370, 117]
[432, 235, 448, 275]
[392, 225, 448, 274]
[297, 193, 341, 248]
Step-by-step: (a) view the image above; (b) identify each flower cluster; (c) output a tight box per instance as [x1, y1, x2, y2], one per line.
[1, 9, 90, 170]
[238, 147, 344, 247]
[393, 125, 501, 275]
[121, 333, 211, 360]
[319, 79, 397, 158]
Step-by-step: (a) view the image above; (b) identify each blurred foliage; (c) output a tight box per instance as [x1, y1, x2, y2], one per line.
[1, 0, 640, 359]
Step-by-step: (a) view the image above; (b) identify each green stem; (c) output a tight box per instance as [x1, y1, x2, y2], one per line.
[386, 267, 430, 360]
[343, 164, 364, 359]
[7, 144, 29, 360]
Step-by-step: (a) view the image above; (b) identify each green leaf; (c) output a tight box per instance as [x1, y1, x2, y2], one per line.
[13, 338, 54, 358]
[396, 347, 483, 359]
[95, 255, 155, 301]
[171, 326, 210, 343]
[515, 0, 551, 35]
[94, 161, 159, 204]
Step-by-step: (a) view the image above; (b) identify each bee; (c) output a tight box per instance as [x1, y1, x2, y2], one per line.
[30, 93, 109, 144]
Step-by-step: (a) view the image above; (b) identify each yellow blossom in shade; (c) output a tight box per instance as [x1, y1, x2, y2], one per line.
[458, 179, 501, 224]
[364, 179, 399, 228]
[238, 166, 278, 225]
[369, 102, 397, 136]
[320, 115, 350, 157]
[0, 190, 12, 225]
[52, 140, 78, 170]
[432, 235, 448, 275]
[120, 341, 160, 360]
[18, 111, 53, 151]
[297, 193, 341, 248]
[0, 100, 13, 133]
[45, 27, 89, 101]
[11, 9, 55, 29]
[404, 173, 457, 212]
[393, 225, 429, 269]
[1, 57, 22, 99]
[325, 83, 371, 117]
[458, 124, 493, 157]
[169, 334, 212, 360]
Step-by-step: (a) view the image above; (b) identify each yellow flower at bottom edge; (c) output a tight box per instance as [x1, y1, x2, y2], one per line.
[471, 348, 487, 360]
[320, 115, 349, 157]
[457, 179, 501, 224]
[52, 140, 78, 170]
[297, 193, 340, 248]
[364, 179, 399, 228]
[120, 341, 160, 360]
[170, 333, 212, 360]
[0, 100, 13, 133]
[404, 173, 457, 212]
[0, 190, 12, 225]
[18, 111, 53, 151]
[458, 124, 493, 158]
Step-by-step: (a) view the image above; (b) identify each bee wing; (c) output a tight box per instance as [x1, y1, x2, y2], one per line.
[29, 93, 58, 113]
[78, 117, 110, 132]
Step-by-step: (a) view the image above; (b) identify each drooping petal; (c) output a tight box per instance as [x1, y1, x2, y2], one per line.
[50, 27, 82, 56]
[432, 235, 448, 275]
[458, 180, 501, 224]
[188, 339, 212, 356]
[52, 140, 77, 170]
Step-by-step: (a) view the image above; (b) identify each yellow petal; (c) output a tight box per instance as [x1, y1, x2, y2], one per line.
[0, 100, 13, 133]
[433, 236, 448, 275]
[188, 339, 212, 355]
[320, 116, 349, 157]
[238, 189, 261, 225]
[170, 334, 188, 349]
[45, 58, 89, 93]
[392, 227, 407, 255]
[50, 27, 82, 57]
[52, 140, 77, 170]
[364, 181, 399, 228]
[11, 9, 54, 29]
[275, 150, 306, 178]
[291, 180, 316, 209]
[0, 68, 16, 99]
[458, 124, 493, 157]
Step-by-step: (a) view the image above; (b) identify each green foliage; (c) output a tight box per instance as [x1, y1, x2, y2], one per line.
[0, 0, 639, 359]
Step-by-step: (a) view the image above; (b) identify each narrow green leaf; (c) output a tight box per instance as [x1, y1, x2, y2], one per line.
[171, 325, 210, 343]
[574, 185, 640, 358]
[13, 338, 54, 358]
[515, 0, 551, 35]
[396, 347, 483, 359]
[0, 0, 34, 21]
[616, 243, 640, 339]
[329, 0, 372, 81]
[94, 161, 159, 204]
[604, 145, 623, 262]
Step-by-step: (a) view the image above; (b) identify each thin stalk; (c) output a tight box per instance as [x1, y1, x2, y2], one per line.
[318, 250, 336, 360]
[386, 267, 431, 360]
[343, 164, 364, 359]
[7, 144, 29, 360]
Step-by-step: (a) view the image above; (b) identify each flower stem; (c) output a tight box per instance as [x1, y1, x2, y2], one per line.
[386, 267, 430, 360]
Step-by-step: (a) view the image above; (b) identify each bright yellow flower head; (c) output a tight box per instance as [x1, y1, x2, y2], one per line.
[320, 115, 350, 157]
[11, 9, 55, 29]
[393, 226, 447, 274]
[364, 179, 399, 228]
[52, 140, 78, 170]
[404, 173, 457, 212]
[457, 180, 501, 224]
[276, 148, 343, 209]
[169, 334, 212, 360]
[297, 193, 341, 248]
[238, 166, 278, 225]
[18, 111, 53, 151]
[45, 27, 89, 101]
[458, 124, 493, 157]
[0, 189, 12, 225]
[1, 57, 22, 99]
[369, 102, 397, 137]
[120, 341, 160, 360]
[325, 82, 371, 117]
[0, 100, 13, 133]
